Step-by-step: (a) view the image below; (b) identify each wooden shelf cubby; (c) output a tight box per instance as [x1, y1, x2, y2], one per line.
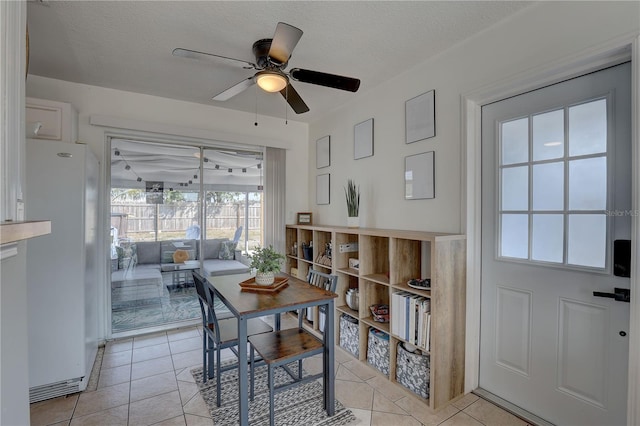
[285, 224, 466, 410]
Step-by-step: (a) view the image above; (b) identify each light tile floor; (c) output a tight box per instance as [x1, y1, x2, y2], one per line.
[30, 318, 531, 426]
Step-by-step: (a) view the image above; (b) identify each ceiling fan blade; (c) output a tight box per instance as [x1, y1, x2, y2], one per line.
[289, 68, 360, 92]
[212, 77, 255, 101]
[173, 48, 257, 69]
[268, 22, 303, 65]
[280, 84, 309, 114]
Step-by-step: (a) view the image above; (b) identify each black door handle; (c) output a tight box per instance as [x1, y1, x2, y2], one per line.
[593, 288, 630, 303]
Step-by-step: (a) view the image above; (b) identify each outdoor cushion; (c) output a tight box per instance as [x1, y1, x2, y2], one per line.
[202, 238, 227, 260]
[116, 243, 137, 269]
[202, 259, 250, 277]
[136, 241, 162, 264]
[111, 265, 162, 288]
[218, 241, 237, 260]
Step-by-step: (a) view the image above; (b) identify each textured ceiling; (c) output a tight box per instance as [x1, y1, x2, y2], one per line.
[27, 1, 531, 123]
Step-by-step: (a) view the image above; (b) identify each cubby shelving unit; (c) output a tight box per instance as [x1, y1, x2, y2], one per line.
[285, 224, 466, 410]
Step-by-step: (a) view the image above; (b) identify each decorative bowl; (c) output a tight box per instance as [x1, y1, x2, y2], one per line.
[346, 290, 359, 310]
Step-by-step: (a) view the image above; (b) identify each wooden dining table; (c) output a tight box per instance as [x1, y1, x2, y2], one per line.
[207, 273, 338, 426]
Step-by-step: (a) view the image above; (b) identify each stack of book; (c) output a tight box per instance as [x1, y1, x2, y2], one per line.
[391, 292, 431, 352]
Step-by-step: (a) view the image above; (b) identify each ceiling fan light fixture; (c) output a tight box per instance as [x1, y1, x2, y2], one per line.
[255, 71, 288, 92]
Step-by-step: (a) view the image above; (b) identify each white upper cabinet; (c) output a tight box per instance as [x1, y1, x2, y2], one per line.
[26, 97, 78, 143]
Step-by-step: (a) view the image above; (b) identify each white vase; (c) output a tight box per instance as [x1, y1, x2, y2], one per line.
[347, 216, 359, 228]
[255, 271, 275, 285]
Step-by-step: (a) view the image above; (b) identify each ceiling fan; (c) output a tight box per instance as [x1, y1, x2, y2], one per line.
[172, 22, 361, 114]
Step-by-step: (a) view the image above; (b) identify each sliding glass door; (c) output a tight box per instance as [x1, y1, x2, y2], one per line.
[109, 139, 263, 335]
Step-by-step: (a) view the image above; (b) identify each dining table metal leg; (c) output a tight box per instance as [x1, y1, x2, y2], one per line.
[326, 300, 335, 415]
[237, 316, 249, 425]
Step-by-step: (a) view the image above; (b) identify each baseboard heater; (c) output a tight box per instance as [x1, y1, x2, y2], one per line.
[29, 377, 83, 403]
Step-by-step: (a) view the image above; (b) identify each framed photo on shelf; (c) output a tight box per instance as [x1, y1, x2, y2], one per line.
[296, 212, 313, 225]
[316, 173, 330, 205]
[405, 90, 435, 143]
[354, 118, 374, 160]
[405, 151, 435, 199]
[316, 135, 330, 169]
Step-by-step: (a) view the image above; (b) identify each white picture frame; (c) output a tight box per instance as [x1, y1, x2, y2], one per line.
[316, 135, 330, 169]
[405, 90, 435, 143]
[316, 173, 330, 205]
[354, 118, 374, 160]
[405, 151, 435, 199]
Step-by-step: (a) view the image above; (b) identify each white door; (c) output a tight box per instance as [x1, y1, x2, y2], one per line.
[480, 63, 631, 426]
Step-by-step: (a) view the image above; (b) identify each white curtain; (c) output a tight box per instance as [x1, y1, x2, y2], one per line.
[264, 147, 286, 254]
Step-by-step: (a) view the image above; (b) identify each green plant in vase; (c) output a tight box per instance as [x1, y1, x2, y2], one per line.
[250, 245, 285, 285]
[344, 179, 360, 227]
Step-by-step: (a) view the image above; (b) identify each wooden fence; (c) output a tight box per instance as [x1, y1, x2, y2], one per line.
[111, 203, 261, 240]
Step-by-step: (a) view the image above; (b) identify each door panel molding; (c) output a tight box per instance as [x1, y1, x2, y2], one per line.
[495, 286, 532, 377]
[463, 33, 639, 425]
[557, 298, 608, 408]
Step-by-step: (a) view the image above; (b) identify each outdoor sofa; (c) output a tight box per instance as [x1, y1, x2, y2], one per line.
[111, 238, 250, 304]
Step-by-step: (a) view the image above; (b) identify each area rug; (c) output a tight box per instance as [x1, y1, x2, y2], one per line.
[191, 362, 355, 426]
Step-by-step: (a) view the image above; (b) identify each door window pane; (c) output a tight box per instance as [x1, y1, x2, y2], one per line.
[502, 166, 528, 211]
[497, 98, 609, 270]
[501, 214, 529, 259]
[533, 162, 564, 210]
[569, 99, 607, 156]
[501, 118, 528, 165]
[533, 109, 564, 161]
[568, 214, 606, 268]
[532, 214, 563, 263]
[569, 157, 606, 210]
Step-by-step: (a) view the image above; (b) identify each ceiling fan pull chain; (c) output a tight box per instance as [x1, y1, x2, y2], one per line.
[254, 84, 259, 127]
[285, 85, 288, 125]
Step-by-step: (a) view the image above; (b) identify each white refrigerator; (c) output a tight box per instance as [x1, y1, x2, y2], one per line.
[25, 139, 99, 403]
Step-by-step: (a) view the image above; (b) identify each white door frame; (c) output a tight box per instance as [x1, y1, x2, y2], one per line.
[463, 33, 640, 424]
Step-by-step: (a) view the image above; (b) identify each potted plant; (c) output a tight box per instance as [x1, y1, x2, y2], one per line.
[344, 179, 360, 228]
[250, 245, 285, 285]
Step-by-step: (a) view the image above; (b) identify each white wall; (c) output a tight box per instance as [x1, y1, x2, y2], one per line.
[26, 76, 309, 220]
[308, 1, 640, 233]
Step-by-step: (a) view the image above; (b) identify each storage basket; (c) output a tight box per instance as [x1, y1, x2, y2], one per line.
[395, 342, 430, 399]
[367, 328, 389, 376]
[339, 314, 359, 358]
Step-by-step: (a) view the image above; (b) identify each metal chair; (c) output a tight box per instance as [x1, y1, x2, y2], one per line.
[301, 268, 338, 329]
[248, 268, 338, 426]
[192, 270, 272, 407]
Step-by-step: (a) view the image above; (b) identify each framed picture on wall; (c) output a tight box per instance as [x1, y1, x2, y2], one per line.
[405, 90, 435, 143]
[354, 118, 374, 160]
[316, 135, 330, 168]
[405, 151, 435, 199]
[296, 212, 313, 225]
[316, 174, 330, 205]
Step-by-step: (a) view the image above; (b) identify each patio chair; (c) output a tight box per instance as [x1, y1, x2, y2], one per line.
[232, 226, 243, 244]
[248, 268, 338, 426]
[192, 270, 272, 407]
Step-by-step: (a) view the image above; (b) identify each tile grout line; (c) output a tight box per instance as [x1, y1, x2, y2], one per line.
[434, 407, 463, 426]
[165, 329, 190, 423]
